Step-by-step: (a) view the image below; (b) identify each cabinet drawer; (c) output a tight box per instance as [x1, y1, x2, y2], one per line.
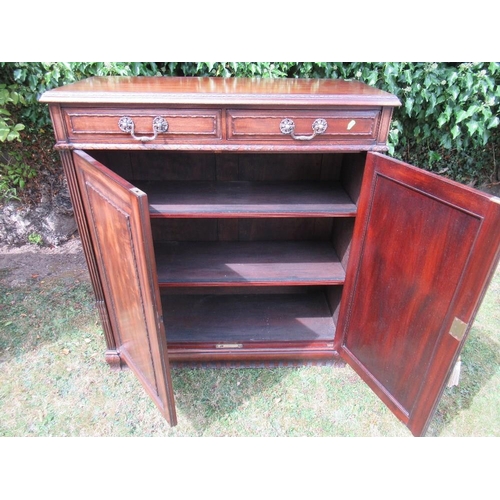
[62, 107, 222, 144]
[227, 109, 381, 144]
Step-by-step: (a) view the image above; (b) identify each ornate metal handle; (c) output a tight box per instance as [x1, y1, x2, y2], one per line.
[118, 116, 169, 142]
[280, 118, 328, 141]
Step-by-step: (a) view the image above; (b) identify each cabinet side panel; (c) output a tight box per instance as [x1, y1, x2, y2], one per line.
[59, 151, 117, 357]
[48, 104, 68, 145]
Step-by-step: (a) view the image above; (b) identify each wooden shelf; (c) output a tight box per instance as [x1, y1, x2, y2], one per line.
[135, 181, 357, 218]
[162, 291, 336, 343]
[155, 241, 346, 286]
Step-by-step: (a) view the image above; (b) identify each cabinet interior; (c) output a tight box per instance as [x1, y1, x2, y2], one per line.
[87, 150, 366, 348]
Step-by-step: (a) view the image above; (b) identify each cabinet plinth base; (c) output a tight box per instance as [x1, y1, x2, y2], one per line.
[167, 343, 342, 366]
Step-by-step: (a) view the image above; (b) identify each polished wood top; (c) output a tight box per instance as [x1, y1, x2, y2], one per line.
[40, 76, 401, 107]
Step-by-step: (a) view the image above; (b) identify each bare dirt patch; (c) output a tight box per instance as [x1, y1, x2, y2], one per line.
[0, 237, 89, 287]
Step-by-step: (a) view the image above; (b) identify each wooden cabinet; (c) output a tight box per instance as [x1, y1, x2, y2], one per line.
[41, 77, 500, 436]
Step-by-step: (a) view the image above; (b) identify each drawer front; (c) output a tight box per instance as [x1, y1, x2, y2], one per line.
[227, 109, 381, 144]
[62, 107, 222, 144]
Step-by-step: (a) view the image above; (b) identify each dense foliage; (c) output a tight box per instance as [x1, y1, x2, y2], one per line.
[0, 62, 499, 201]
[0, 83, 25, 142]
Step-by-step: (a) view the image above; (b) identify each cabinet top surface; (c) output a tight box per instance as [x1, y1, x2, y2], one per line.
[40, 76, 401, 107]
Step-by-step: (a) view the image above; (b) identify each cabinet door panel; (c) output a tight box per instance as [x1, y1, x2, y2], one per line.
[73, 150, 177, 425]
[337, 152, 500, 436]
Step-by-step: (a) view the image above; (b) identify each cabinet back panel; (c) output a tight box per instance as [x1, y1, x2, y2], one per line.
[86, 150, 134, 179]
[151, 218, 336, 242]
[86, 151, 350, 182]
[161, 287, 337, 343]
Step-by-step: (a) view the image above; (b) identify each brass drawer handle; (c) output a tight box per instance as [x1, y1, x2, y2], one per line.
[118, 116, 169, 142]
[280, 118, 328, 141]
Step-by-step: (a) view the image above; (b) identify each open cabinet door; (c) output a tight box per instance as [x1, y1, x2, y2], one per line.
[337, 152, 500, 436]
[73, 150, 177, 425]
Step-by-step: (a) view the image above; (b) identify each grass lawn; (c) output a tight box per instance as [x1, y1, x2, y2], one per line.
[1, 259, 499, 438]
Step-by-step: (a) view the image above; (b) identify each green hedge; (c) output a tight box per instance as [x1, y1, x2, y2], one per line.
[1, 62, 499, 184]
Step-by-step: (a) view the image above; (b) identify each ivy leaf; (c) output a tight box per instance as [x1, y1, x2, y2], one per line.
[466, 120, 479, 136]
[6, 129, 22, 141]
[0, 126, 9, 141]
[455, 109, 468, 124]
[429, 93, 437, 110]
[482, 128, 490, 145]
[441, 135, 452, 149]
[449, 86, 460, 101]
[405, 97, 414, 116]
[466, 104, 479, 118]
[438, 115, 447, 128]
[488, 116, 500, 129]
[466, 73, 474, 89]
[448, 71, 458, 85]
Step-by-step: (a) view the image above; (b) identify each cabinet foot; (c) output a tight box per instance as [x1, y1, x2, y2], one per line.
[105, 350, 125, 371]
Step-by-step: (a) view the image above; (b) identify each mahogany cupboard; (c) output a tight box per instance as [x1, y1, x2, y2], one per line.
[40, 77, 500, 436]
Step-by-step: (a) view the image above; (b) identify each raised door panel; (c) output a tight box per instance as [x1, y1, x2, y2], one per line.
[337, 152, 500, 436]
[73, 150, 177, 425]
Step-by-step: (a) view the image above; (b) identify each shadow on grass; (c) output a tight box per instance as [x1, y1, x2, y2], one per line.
[426, 326, 500, 436]
[0, 275, 95, 365]
[171, 366, 288, 430]
[169, 360, 346, 433]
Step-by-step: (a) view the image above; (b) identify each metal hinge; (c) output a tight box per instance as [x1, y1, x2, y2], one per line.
[449, 317, 467, 342]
